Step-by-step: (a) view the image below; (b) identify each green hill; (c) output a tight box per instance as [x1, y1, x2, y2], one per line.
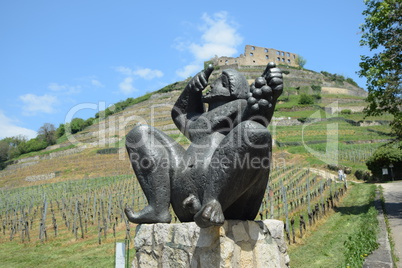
[0, 66, 392, 189]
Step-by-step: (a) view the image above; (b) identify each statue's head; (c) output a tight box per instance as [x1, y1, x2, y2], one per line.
[203, 69, 249, 105]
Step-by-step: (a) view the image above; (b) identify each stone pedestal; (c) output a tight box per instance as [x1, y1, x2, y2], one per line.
[132, 219, 290, 268]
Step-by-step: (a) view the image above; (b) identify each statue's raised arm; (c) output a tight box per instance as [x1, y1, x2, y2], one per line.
[242, 62, 283, 127]
[171, 65, 214, 137]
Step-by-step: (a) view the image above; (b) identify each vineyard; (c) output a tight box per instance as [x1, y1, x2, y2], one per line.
[0, 160, 347, 266]
[0, 79, 390, 266]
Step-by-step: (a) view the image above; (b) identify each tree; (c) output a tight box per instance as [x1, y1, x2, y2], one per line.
[56, 123, 65, 138]
[0, 140, 9, 169]
[5, 135, 27, 159]
[366, 144, 402, 181]
[18, 138, 47, 155]
[83, 117, 94, 129]
[67, 118, 85, 134]
[358, 0, 402, 140]
[298, 94, 314, 105]
[38, 123, 56, 145]
[296, 55, 307, 69]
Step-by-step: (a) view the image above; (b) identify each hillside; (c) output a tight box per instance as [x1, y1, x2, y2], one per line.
[214, 64, 367, 96]
[0, 65, 393, 267]
[0, 65, 391, 189]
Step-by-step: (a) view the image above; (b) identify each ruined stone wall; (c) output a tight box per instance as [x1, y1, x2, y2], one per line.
[213, 45, 299, 68]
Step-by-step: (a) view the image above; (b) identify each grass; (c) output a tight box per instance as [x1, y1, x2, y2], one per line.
[274, 108, 328, 120]
[0, 226, 131, 267]
[288, 183, 378, 268]
[282, 142, 384, 168]
[342, 112, 394, 122]
[274, 120, 391, 144]
[10, 144, 77, 161]
[321, 94, 366, 100]
[276, 94, 308, 109]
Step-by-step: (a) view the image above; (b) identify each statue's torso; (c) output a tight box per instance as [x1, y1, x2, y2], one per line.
[175, 99, 247, 176]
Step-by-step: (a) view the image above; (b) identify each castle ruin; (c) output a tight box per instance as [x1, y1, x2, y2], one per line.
[210, 45, 299, 68]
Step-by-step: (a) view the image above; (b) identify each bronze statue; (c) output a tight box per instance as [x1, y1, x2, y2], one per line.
[125, 62, 283, 228]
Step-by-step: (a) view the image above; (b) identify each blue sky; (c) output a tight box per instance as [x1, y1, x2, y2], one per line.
[0, 0, 371, 139]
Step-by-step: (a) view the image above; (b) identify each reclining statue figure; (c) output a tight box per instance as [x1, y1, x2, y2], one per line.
[124, 62, 283, 228]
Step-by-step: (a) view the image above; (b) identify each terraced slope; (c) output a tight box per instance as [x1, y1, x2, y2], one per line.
[0, 66, 391, 188]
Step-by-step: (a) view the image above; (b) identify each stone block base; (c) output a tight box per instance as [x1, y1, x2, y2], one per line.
[132, 219, 290, 268]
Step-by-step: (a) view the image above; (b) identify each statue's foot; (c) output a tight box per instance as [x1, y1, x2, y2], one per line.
[183, 194, 201, 214]
[124, 205, 171, 224]
[194, 200, 224, 228]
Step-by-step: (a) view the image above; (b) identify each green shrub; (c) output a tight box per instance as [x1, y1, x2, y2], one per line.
[312, 94, 321, 100]
[344, 167, 352, 175]
[157, 82, 178, 93]
[56, 124, 65, 138]
[298, 94, 314, 105]
[297, 117, 308, 123]
[327, 164, 352, 175]
[327, 164, 338, 171]
[17, 138, 48, 155]
[354, 169, 372, 181]
[321, 71, 346, 85]
[346, 77, 359, 87]
[311, 85, 322, 92]
[366, 145, 402, 181]
[67, 118, 86, 134]
[341, 109, 352, 114]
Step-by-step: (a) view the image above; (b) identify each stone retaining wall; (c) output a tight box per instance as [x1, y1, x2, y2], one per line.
[25, 172, 58, 182]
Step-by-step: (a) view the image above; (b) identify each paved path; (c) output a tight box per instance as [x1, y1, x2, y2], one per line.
[381, 181, 402, 268]
[364, 189, 393, 268]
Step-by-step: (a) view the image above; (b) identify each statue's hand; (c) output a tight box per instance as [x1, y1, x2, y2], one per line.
[188, 65, 214, 93]
[246, 77, 273, 115]
[245, 63, 283, 125]
[263, 62, 283, 100]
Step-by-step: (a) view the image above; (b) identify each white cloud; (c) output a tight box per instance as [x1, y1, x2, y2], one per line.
[116, 66, 164, 79]
[133, 68, 163, 80]
[119, 77, 136, 94]
[115, 66, 133, 76]
[48, 83, 81, 94]
[176, 64, 203, 79]
[115, 66, 164, 94]
[19, 94, 59, 115]
[190, 43, 238, 62]
[175, 11, 243, 78]
[91, 79, 104, 87]
[0, 110, 37, 139]
[48, 83, 66, 91]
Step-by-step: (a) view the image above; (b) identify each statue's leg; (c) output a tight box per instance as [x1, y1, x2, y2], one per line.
[223, 168, 269, 220]
[124, 124, 185, 224]
[194, 120, 271, 227]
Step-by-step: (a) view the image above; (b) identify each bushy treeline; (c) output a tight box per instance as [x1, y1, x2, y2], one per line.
[0, 131, 54, 170]
[94, 97, 145, 119]
[320, 71, 359, 87]
[0, 119, 93, 170]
